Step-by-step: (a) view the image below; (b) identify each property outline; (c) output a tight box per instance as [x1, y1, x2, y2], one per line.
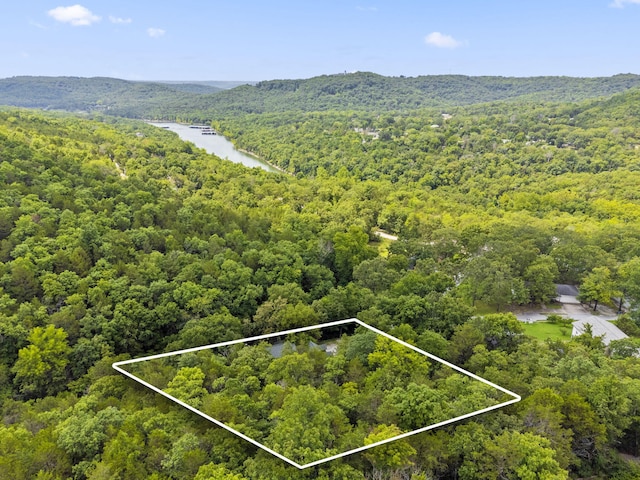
[112, 318, 521, 469]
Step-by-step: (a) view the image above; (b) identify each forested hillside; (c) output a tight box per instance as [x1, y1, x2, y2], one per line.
[1, 107, 640, 479]
[170, 72, 640, 116]
[2, 73, 640, 119]
[0, 76, 220, 113]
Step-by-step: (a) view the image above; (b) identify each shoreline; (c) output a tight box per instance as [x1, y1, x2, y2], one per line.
[148, 120, 288, 175]
[234, 146, 288, 175]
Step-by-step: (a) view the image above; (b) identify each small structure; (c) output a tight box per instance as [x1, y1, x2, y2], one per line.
[269, 340, 337, 358]
[571, 318, 627, 345]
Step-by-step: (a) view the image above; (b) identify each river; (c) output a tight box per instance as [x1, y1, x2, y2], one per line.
[148, 122, 280, 173]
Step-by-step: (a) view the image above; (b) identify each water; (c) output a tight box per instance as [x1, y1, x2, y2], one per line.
[149, 122, 280, 173]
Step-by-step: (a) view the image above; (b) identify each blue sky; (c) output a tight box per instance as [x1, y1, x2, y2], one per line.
[1, 1, 639, 81]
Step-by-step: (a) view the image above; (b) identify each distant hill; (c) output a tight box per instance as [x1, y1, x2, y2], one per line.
[152, 82, 222, 95]
[158, 80, 255, 90]
[188, 72, 640, 114]
[0, 76, 220, 113]
[1, 72, 640, 119]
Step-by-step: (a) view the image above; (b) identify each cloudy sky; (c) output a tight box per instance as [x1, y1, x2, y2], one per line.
[1, 0, 639, 81]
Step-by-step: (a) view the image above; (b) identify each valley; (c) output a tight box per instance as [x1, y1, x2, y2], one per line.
[1, 72, 640, 479]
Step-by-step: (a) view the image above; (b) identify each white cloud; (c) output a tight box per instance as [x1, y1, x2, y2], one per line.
[610, 0, 640, 6]
[425, 31, 462, 49]
[109, 15, 132, 24]
[147, 27, 166, 38]
[48, 5, 101, 26]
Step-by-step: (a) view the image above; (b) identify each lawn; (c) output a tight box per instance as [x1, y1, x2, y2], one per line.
[522, 321, 572, 341]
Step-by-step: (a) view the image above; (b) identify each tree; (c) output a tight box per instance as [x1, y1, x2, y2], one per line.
[332, 226, 376, 284]
[379, 383, 449, 430]
[194, 463, 247, 480]
[587, 375, 632, 442]
[7, 257, 40, 303]
[520, 388, 575, 470]
[578, 266, 618, 311]
[165, 366, 208, 408]
[524, 255, 559, 304]
[448, 322, 485, 365]
[609, 338, 640, 359]
[475, 431, 568, 479]
[265, 351, 315, 387]
[481, 261, 529, 311]
[11, 324, 71, 397]
[416, 329, 449, 359]
[367, 336, 430, 390]
[364, 424, 416, 471]
[312, 283, 375, 322]
[161, 432, 208, 479]
[353, 257, 400, 293]
[463, 257, 528, 310]
[470, 313, 526, 352]
[56, 406, 124, 461]
[619, 257, 640, 313]
[98, 429, 148, 480]
[174, 309, 243, 349]
[561, 392, 607, 467]
[266, 385, 350, 464]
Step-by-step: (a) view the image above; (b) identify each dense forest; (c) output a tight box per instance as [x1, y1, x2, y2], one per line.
[3, 72, 640, 118]
[0, 77, 220, 113]
[118, 320, 517, 468]
[1, 72, 640, 479]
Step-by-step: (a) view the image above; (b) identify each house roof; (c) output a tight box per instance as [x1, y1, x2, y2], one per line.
[572, 317, 628, 345]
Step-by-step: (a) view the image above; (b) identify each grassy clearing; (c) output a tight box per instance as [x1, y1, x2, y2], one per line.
[523, 321, 572, 341]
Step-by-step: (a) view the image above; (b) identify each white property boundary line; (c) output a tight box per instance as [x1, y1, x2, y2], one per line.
[113, 318, 521, 469]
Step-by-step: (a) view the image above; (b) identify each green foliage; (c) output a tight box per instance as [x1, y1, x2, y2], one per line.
[379, 383, 449, 430]
[474, 431, 568, 479]
[609, 338, 640, 359]
[524, 255, 560, 304]
[364, 424, 416, 470]
[0, 76, 219, 114]
[194, 463, 247, 480]
[165, 367, 207, 408]
[56, 406, 123, 460]
[161, 432, 208, 478]
[1, 98, 640, 479]
[579, 266, 619, 311]
[615, 315, 640, 337]
[266, 385, 349, 464]
[11, 324, 70, 397]
[332, 227, 377, 284]
[4, 73, 640, 118]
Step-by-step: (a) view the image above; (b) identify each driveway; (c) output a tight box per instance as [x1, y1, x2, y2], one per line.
[513, 297, 626, 344]
[514, 299, 619, 323]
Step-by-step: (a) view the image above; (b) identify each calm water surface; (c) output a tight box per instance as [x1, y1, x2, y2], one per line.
[149, 122, 280, 173]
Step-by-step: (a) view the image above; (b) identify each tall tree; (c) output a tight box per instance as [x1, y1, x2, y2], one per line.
[266, 385, 350, 464]
[332, 226, 376, 284]
[11, 324, 71, 397]
[578, 267, 618, 311]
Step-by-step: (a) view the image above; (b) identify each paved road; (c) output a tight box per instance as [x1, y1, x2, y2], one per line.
[374, 230, 399, 241]
[512, 294, 626, 344]
[514, 299, 618, 323]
